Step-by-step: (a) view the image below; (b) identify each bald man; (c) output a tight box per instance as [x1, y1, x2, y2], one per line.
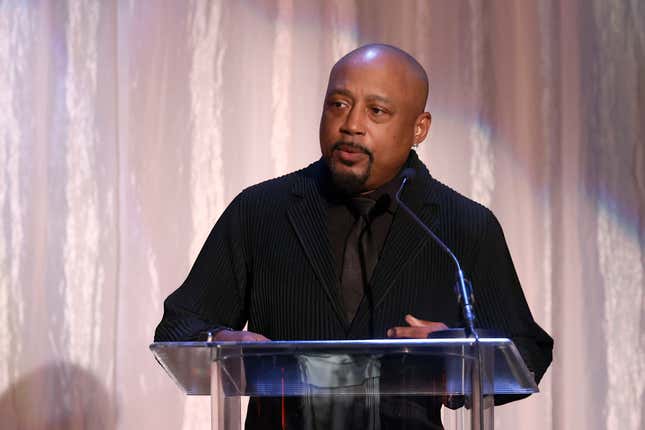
[155, 44, 553, 429]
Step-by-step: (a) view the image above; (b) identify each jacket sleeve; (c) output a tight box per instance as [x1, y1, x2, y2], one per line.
[470, 210, 554, 404]
[154, 194, 250, 341]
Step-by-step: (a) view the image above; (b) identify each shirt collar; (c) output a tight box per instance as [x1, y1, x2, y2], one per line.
[361, 174, 401, 215]
[320, 152, 419, 214]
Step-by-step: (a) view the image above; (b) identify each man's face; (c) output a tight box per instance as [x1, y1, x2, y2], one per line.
[319, 52, 427, 194]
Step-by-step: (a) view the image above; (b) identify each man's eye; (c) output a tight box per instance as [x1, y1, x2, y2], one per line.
[326, 99, 346, 109]
[370, 107, 386, 115]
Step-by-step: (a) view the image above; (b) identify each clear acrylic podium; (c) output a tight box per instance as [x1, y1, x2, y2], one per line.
[151, 338, 537, 430]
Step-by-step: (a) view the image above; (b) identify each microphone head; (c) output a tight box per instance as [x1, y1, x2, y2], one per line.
[399, 168, 416, 182]
[395, 167, 415, 201]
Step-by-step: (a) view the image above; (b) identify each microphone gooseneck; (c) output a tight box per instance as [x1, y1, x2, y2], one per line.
[395, 169, 478, 339]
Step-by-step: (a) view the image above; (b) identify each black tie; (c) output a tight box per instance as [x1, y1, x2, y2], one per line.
[341, 197, 377, 324]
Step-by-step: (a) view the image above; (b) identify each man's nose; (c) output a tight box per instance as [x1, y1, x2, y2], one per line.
[340, 106, 366, 136]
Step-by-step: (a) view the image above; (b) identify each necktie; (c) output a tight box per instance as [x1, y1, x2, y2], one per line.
[341, 197, 377, 324]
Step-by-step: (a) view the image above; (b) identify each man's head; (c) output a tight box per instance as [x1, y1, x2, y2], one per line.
[319, 44, 431, 194]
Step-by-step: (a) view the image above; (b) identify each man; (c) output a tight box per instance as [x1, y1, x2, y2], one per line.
[155, 44, 553, 429]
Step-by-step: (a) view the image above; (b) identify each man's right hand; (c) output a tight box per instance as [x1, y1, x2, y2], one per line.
[213, 330, 270, 342]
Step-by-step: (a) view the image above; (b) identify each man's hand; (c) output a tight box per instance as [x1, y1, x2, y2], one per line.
[213, 330, 270, 342]
[387, 314, 448, 338]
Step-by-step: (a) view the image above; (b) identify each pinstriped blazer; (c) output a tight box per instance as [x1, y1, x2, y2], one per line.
[155, 150, 552, 395]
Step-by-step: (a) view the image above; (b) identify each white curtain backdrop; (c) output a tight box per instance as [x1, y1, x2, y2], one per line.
[1, 1, 643, 429]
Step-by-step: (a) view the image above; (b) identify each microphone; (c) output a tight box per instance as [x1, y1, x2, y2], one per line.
[395, 169, 478, 338]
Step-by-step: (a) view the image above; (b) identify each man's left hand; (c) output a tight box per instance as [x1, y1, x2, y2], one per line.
[386, 314, 448, 338]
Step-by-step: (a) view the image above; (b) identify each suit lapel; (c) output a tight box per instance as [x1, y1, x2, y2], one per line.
[286, 163, 347, 327]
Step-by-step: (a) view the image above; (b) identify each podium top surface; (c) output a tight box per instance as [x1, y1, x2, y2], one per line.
[151, 338, 538, 396]
[153, 337, 511, 358]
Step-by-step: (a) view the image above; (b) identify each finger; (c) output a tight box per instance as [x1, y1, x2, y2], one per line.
[252, 333, 271, 341]
[388, 322, 450, 338]
[214, 330, 241, 341]
[433, 322, 449, 331]
[242, 331, 271, 342]
[405, 314, 427, 327]
[387, 326, 436, 339]
[405, 315, 449, 331]
[215, 330, 271, 342]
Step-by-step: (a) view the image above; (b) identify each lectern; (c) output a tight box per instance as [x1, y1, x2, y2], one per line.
[151, 338, 537, 430]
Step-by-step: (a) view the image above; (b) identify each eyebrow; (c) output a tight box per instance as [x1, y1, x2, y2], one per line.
[327, 88, 393, 106]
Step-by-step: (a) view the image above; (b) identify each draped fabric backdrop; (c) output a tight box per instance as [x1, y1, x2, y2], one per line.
[1, 1, 643, 429]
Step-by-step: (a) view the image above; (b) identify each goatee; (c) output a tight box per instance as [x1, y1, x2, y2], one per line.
[325, 142, 374, 196]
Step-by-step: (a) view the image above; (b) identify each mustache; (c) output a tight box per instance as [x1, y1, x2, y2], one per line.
[332, 141, 373, 158]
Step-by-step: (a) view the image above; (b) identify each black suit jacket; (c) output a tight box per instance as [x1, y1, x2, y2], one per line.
[155, 152, 553, 428]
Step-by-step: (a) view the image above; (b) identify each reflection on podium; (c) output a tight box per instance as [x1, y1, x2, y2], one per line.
[151, 338, 537, 430]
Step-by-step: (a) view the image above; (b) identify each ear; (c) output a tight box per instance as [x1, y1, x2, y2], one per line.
[413, 112, 432, 146]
